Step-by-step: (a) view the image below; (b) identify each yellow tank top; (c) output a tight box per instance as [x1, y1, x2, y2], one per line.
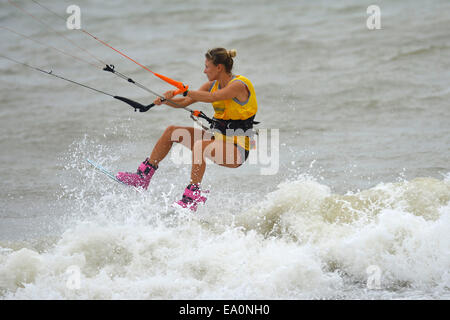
[209, 75, 258, 120]
[209, 75, 257, 151]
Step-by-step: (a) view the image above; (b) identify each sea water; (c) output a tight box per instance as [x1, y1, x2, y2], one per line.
[0, 0, 449, 299]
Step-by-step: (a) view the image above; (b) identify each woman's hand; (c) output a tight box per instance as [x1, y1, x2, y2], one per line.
[153, 90, 175, 105]
[153, 96, 164, 105]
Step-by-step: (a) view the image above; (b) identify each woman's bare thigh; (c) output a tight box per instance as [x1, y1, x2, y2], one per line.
[203, 140, 243, 168]
[170, 126, 212, 151]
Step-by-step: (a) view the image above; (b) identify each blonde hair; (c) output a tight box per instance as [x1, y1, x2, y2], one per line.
[228, 49, 237, 58]
[205, 48, 237, 73]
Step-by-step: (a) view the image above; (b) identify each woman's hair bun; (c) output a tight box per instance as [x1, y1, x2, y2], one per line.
[205, 48, 236, 73]
[228, 49, 237, 58]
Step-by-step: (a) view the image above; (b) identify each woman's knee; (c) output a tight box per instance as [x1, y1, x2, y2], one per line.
[162, 125, 176, 139]
[164, 125, 179, 135]
[163, 125, 190, 144]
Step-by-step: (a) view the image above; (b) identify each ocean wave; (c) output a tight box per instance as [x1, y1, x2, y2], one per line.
[384, 44, 449, 62]
[1, 174, 448, 299]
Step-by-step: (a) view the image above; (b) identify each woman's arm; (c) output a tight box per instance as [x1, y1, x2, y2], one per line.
[186, 80, 246, 103]
[161, 96, 194, 108]
[153, 81, 213, 108]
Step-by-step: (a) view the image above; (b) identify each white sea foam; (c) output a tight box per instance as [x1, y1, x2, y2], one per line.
[1, 173, 448, 299]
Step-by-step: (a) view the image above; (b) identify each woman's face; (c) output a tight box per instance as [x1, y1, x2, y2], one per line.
[203, 58, 221, 81]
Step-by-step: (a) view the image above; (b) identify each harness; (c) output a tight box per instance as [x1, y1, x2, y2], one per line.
[190, 111, 259, 136]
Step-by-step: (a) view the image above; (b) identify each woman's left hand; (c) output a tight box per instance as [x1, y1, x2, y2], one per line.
[163, 90, 175, 100]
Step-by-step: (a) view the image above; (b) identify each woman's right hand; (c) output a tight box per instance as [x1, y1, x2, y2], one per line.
[153, 96, 164, 105]
[153, 90, 175, 105]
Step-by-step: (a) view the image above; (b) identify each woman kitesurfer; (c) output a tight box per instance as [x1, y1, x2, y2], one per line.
[116, 48, 258, 211]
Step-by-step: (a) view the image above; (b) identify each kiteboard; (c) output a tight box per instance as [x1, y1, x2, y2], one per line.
[86, 159, 143, 193]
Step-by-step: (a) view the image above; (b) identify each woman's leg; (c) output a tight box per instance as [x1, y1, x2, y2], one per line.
[189, 139, 244, 185]
[175, 137, 245, 211]
[148, 125, 207, 168]
[190, 139, 214, 185]
[117, 126, 210, 190]
[146, 125, 244, 185]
